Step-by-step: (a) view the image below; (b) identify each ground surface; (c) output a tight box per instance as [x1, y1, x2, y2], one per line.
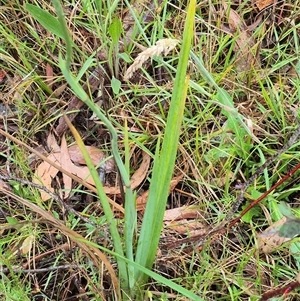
[1, 0, 300, 300]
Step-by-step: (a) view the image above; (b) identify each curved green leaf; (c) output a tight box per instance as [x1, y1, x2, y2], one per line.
[25, 4, 64, 38]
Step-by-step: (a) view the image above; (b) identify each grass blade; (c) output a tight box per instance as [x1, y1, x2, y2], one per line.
[134, 0, 196, 282]
[25, 4, 64, 38]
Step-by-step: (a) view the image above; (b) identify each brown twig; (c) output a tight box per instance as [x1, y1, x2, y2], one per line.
[259, 280, 300, 301]
[226, 124, 300, 220]
[229, 161, 300, 227]
[162, 125, 300, 250]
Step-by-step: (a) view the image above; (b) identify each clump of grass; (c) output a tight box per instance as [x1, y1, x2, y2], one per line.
[1, 0, 300, 300]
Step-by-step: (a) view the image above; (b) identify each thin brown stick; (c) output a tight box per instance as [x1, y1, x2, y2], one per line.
[162, 125, 300, 250]
[259, 281, 300, 301]
[226, 125, 300, 220]
[0, 128, 124, 213]
[0, 172, 98, 227]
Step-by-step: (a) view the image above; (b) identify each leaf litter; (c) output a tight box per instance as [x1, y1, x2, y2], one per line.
[34, 133, 151, 201]
[257, 216, 300, 254]
[222, 4, 260, 73]
[34, 133, 115, 201]
[2, 0, 300, 299]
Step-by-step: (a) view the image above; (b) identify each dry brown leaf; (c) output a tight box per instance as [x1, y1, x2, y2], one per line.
[129, 152, 150, 188]
[136, 190, 149, 211]
[47, 132, 60, 152]
[33, 152, 61, 201]
[223, 4, 259, 72]
[21, 234, 34, 255]
[0, 128, 124, 214]
[34, 139, 150, 200]
[255, 0, 275, 10]
[68, 144, 114, 171]
[34, 151, 98, 200]
[165, 219, 207, 236]
[35, 135, 111, 200]
[69, 164, 95, 185]
[103, 152, 150, 195]
[257, 217, 292, 253]
[60, 135, 73, 199]
[53, 83, 68, 97]
[163, 205, 201, 221]
[45, 63, 54, 89]
[163, 205, 207, 236]
[136, 173, 183, 211]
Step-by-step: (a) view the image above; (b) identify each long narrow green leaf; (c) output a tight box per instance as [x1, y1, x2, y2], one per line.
[190, 51, 257, 153]
[73, 237, 204, 300]
[59, 59, 129, 290]
[25, 4, 64, 38]
[50, 0, 134, 292]
[135, 0, 196, 283]
[52, 0, 73, 68]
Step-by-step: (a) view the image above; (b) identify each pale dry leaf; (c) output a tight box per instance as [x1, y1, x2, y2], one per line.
[124, 38, 179, 81]
[254, 0, 275, 10]
[223, 4, 259, 71]
[60, 135, 73, 199]
[69, 164, 95, 186]
[136, 190, 149, 211]
[68, 152, 150, 194]
[68, 144, 114, 171]
[165, 220, 207, 236]
[21, 234, 35, 255]
[169, 174, 184, 192]
[34, 140, 110, 200]
[47, 132, 60, 152]
[129, 152, 150, 187]
[136, 172, 183, 211]
[33, 152, 61, 201]
[34, 143, 150, 200]
[257, 217, 292, 253]
[104, 152, 151, 195]
[53, 83, 68, 97]
[45, 62, 54, 89]
[163, 205, 201, 221]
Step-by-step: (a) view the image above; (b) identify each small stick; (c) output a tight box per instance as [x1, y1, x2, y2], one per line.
[226, 124, 300, 220]
[162, 125, 300, 250]
[0, 173, 98, 227]
[259, 280, 300, 301]
[229, 161, 300, 226]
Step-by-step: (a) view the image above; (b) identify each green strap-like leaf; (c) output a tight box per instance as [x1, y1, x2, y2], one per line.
[25, 4, 64, 39]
